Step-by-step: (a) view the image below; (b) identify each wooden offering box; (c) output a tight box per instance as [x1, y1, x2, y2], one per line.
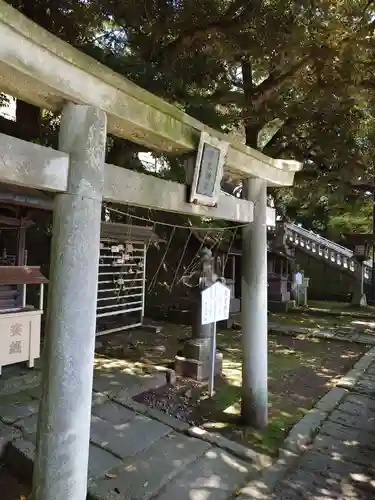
[0, 266, 48, 374]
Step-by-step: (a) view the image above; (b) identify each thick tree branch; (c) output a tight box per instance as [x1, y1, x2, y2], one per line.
[143, 0, 256, 62]
[261, 119, 293, 154]
[251, 55, 311, 110]
[211, 54, 312, 112]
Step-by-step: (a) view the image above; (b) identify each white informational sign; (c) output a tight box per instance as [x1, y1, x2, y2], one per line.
[201, 281, 231, 325]
[295, 271, 303, 285]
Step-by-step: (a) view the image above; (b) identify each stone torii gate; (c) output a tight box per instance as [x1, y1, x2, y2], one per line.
[0, 3, 302, 500]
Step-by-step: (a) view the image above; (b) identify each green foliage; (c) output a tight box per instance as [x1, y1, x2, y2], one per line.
[274, 181, 373, 239]
[5, 0, 375, 234]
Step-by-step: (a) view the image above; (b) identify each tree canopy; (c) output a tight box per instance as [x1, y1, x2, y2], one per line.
[3, 0, 375, 236]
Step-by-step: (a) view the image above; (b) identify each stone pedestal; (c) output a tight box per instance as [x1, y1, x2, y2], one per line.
[352, 263, 367, 307]
[175, 248, 226, 381]
[175, 292, 223, 381]
[175, 338, 223, 381]
[352, 290, 367, 307]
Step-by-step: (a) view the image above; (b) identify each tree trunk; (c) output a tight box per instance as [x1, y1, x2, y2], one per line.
[106, 137, 144, 171]
[241, 58, 260, 149]
[15, 100, 41, 142]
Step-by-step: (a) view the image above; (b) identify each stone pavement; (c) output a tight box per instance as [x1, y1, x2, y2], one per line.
[239, 350, 375, 499]
[0, 357, 266, 500]
[2, 347, 375, 499]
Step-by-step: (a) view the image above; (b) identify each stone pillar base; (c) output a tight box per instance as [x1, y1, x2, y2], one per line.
[175, 353, 223, 381]
[352, 292, 367, 307]
[174, 338, 223, 381]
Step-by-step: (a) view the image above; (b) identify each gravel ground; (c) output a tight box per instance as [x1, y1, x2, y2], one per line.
[133, 334, 367, 445]
[134, 376, 205, 425]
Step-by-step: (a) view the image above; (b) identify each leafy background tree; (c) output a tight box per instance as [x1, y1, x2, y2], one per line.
[3, 0, 375, 239]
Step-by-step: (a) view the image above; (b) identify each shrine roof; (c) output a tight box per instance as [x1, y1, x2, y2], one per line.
[0, 266, 48, 285]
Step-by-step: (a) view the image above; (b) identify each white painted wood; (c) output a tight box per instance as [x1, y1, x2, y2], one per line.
[96, 239, 144, 334]
[39, 283, 44, 311]
[0, 309, 42, 372]
[266, 206, 276, 227]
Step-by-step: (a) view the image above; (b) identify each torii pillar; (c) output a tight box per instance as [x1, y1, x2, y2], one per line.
[241, 178, 268, 428]
[33, 104, 107, 500]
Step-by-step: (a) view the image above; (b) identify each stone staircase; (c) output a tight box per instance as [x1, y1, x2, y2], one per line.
[278, 222, 372, 283]
[222, 181, 373, 285]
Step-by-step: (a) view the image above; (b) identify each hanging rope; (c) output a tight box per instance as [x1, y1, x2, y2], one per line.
[106, 205, 244, 294]
[147, 226, 176, 292]
[182, 232, 208, 280]
[179, 233, 224, 288]
[108, 206, 248, 231]
[115, 205, 132, 301]
[223, 226, 239, 273]
[169, 228, 193, 292]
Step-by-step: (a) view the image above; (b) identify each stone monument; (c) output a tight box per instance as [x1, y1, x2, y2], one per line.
[175, 247, 223, 380]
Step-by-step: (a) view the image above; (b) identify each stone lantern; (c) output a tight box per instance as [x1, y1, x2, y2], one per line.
[345, 234, 371, 307]
[353, 243, 371, 262]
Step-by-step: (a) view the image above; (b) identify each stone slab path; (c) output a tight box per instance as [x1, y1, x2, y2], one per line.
[269, 321, 375, 346]
[0, 359, 263, 500]
[240, 354, 375, 499]
[3, 347, 375, 499]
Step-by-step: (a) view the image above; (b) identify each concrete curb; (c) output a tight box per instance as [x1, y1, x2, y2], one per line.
[113, 393, 190, 432]
[6, 337, 374, 498]
[1, 375, 270, 497]
[0, 371, 41, 398]
[282, 387, 348, 454]
[269, 323, 375, 346]
[295, 306, 375, 321]
[113, 394, 271, 467]
[187, 427, 272, 469]
[110, 346, 375, 473]
[336, 346, 375, 390]
[236, 449, 300, 499]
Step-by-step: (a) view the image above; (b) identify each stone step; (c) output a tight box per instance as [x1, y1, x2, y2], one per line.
[0, 370, 40, 397]
[140, 322, 163, 334]
[88, 432, 210, 500]
[0, 400, 39, 425]
[3, 437, 123, 485]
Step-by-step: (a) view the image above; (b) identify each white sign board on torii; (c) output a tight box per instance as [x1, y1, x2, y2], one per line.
[201, 281, 231, 325]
